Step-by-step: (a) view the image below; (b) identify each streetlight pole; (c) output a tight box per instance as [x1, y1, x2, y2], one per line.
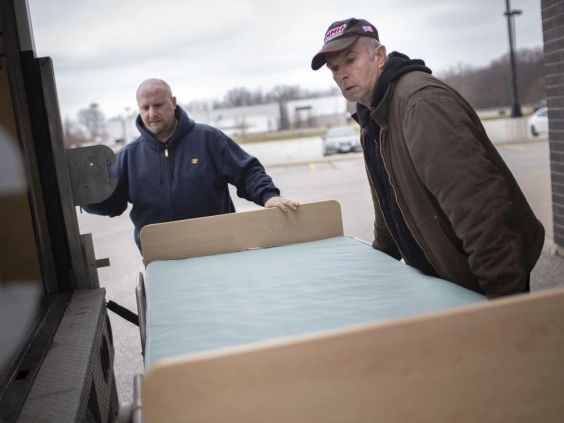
[504, 0, 522, 117]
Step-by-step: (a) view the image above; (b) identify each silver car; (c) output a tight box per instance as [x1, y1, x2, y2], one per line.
[322, 126, 362, 156]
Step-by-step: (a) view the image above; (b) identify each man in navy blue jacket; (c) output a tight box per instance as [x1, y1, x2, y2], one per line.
[84, 78, 299, 253]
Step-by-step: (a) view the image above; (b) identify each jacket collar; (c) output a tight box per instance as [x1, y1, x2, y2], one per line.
[352, 84, 393, 129]
[352, 51, 431, 128]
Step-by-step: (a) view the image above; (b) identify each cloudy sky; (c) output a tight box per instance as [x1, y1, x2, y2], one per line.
[26, 0, 543, 121]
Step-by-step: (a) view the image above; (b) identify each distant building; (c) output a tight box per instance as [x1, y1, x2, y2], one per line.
[105, 95, 354, 142]
[106, 115, 138, 146]
[187, 95, 352, 136]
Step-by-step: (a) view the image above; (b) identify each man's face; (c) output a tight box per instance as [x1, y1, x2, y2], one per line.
[326, 37, 386, 107]
[137, 83, 177, 141]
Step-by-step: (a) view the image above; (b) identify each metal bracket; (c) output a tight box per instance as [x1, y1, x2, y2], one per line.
[80, 233, 111, 289]
[96, 258, 111, 268]
[135, 272, 146, 358]
[66, 145, 117, 206]
[80, 233, 100, 289]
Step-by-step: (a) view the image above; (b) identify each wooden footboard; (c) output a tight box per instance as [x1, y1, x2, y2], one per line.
[140, 200, 344, 266]
[142, 287, 564, 423]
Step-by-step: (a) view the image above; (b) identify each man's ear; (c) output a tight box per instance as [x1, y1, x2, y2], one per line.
[172, 96, 177, 108]
[377, 44, 387, 69]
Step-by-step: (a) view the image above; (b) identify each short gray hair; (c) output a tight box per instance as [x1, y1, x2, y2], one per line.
[365, 37, 381, 60]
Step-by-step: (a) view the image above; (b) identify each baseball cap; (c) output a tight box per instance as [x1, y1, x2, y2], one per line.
[311, 18, 379, 71]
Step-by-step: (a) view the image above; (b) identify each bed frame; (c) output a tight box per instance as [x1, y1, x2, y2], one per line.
[137, 200, 564, 423]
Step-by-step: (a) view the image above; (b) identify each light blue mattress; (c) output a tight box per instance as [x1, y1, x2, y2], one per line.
[145, 236, 485, 369]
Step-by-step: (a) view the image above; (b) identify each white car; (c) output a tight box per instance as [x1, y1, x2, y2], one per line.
[529, 107, 548, 137]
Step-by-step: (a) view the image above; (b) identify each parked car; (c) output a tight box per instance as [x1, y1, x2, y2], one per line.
[533, 99, 547, 112]
[529, 107, 548, 137]
[322, 126, 362, 156]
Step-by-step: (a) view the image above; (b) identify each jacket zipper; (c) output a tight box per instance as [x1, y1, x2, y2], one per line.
[369, 126, 407, 263]
[378, 125, 434, 268]
[164, 146, 174, 219]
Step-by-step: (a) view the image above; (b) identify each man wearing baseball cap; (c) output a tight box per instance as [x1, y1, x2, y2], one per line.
[312, 18, 544, 299]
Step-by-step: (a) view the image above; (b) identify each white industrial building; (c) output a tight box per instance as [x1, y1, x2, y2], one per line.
[186, 94, 353, 137]
[106, 94, 354, 143]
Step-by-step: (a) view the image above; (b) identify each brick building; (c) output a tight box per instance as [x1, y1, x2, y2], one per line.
[542, 0, 564, 253]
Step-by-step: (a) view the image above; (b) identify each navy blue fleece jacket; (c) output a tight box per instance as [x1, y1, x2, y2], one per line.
[83, 106, 280, 252]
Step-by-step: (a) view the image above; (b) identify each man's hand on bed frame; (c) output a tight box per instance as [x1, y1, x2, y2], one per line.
[264, 196, 300, 212]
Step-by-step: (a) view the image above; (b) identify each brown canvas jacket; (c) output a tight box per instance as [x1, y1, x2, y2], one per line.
[359, 71, 544, 298]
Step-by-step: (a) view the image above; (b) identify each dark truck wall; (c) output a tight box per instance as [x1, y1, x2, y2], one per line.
[0, 1, 119, 421]
[0, 21, 43, 287]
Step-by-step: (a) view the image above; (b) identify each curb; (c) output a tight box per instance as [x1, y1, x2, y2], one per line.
[264, 152, 364, 169]
[543, 236, 560, 256]
[543, 237, 564, 258]
[492, 136, 548, 146]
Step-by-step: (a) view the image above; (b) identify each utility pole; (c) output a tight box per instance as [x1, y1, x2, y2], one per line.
[504, 0, 522, 117]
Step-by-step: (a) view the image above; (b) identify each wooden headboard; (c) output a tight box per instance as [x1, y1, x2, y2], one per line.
[142, 287, 564, 422]
[140, 200, 344, 266]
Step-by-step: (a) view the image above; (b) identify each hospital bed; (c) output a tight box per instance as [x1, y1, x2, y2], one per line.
[133, 200, 564, 422]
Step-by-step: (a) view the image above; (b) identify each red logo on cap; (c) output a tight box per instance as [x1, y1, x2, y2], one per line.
[324, 23, 347, 44]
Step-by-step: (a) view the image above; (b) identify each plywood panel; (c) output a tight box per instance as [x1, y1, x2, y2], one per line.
[141, 200, 344, 266]
[0, 198, 42, 284]
[143, 288, 564, 423]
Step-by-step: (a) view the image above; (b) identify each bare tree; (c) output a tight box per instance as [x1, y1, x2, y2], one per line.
[266, 85, 303, 102]
[516, 47, 545, 104]
[185, 99, 210, 112]
[438, 47, 545, 110]
[78, 103, 108, 142]
[251, 88, 265, 105]
[63, 117, 89, 148]
[205, 84, 339, 109]
[223, 87, 254, 107]
[234, 115, 249, 137]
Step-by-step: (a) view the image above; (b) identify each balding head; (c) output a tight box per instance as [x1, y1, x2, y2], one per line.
[136, 78, 173, 101]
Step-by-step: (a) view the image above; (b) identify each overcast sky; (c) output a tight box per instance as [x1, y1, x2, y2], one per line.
[26, 0, 543, 121]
